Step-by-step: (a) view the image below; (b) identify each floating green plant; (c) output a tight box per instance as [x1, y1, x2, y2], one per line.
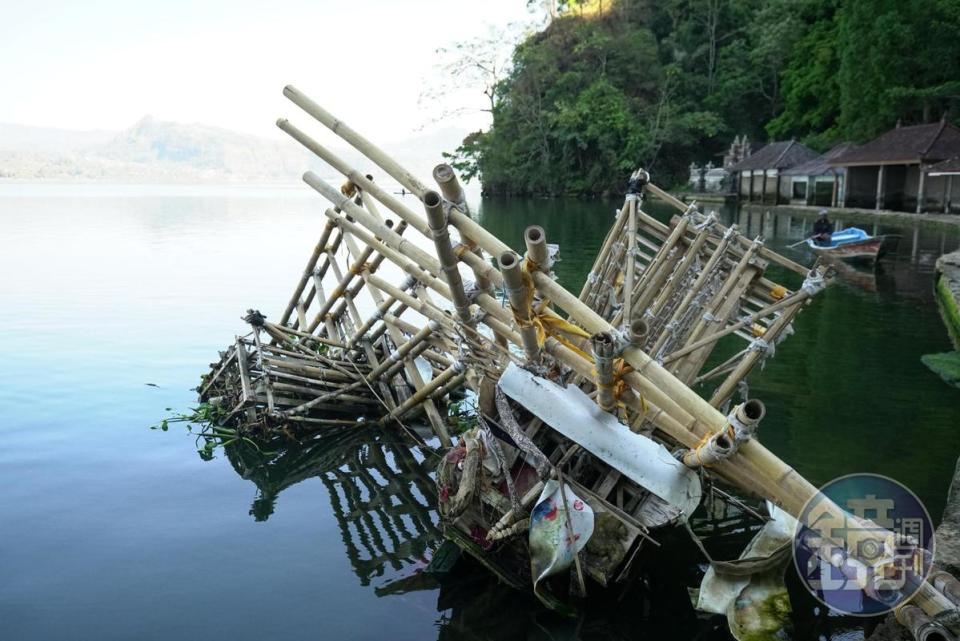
[151, 402, 273, 460]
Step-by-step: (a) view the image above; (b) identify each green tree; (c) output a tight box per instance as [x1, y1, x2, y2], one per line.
[446, 0, 960, 195]
[837, 0, 960, 141]
[766, 0, 842, 146]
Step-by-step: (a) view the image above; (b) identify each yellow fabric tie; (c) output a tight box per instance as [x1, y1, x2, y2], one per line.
[514, 257, 647, 414]
[513, 257, 593, 361]
[349, 262, 372, 275]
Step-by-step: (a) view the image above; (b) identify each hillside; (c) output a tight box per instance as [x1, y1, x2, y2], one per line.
[453, 0, 960, 197]
[0, 118, 468, 184]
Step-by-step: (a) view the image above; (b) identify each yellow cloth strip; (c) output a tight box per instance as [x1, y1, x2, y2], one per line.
[514, 257, 648, 413]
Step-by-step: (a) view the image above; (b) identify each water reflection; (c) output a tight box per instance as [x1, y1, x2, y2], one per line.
[224, 426, 440, 589]
[218, 424, 756, 639]
[207, 195, 958, 640]
[216, 423, 899, 640]
[702, 204, 960, 301]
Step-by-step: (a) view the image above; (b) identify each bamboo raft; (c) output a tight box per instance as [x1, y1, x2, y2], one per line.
[196, 86, 960, 639]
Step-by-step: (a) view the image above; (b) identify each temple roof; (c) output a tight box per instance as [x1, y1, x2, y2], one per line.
[830, 121, 960, 166]
[782, 144, 854, 177]
[727, 140, 819, 172]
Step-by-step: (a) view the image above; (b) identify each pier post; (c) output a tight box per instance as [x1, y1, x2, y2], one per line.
[917, 166, 927, 213]
[947, 175, 954, 214]
[876, 165, 886, 210]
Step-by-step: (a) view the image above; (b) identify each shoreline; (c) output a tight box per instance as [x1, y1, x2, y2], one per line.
[673, 193, 960, 233]
[922, 250, 960, 388]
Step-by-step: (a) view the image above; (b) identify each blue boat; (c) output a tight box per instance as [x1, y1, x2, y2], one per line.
[805, 227, 886, 262]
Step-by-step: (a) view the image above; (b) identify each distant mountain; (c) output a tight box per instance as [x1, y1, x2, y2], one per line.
[0, 117, 471, 184]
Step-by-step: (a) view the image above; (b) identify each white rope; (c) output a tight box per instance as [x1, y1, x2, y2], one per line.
[802, 271, 826, 296]
[693, 213, 717, 231]
[463, 279, 485, 303]
[748, 336, 774, 369]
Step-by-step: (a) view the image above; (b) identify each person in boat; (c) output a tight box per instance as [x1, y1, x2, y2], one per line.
[812, 210, 834, 246]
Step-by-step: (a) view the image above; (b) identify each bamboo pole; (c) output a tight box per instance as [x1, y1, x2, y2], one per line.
[630, 214, 693, 316]
[424, 190, 473, 324]
[235, 337, 253, 401]
[648, 226, 736, 355]
[308, 171, 703, 439]
[310, 255, 341, 342]
[665, 268, 821, 364]
[367, 224, 947, 617]
[300, 153, 705, 446]
[708, 299, 805, 407]
[263, 321, 347, 350]
[279, 121, 505, 310]
[623, 198, 638, 322]
[338, 224, 452, 444]
[682, 238, 763, 349]
[280, 220, 334, 326]
[379, 363, 464, 424]
[579, 198, 630, 301]
[592, 236, 630, 319]
[280, 329, 431, 418]
[304, 172, 440, 278]
[306, 242, 377, 333]
[284, 86, 430, 197]
[433, 163, 497, 304]
[647, 220, 714, 318]
[250, 329, 276, 412]
[591, 332, 616, 412]
[326, 240, 397, 331]
[499, 251, 541, 362]
[334, 216, 519, 352]
[644, 182, 808, 276]
[295, 229, 343, 330]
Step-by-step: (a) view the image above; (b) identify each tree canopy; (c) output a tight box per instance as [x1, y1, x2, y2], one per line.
[449, 0, 960, 196]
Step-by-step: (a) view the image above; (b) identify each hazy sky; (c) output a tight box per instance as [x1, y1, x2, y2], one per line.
[0, 0, 533, 141]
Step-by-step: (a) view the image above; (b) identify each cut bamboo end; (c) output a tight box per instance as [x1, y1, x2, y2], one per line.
[524, 225, 549, 272]
[682, 430, 735, 468]
[894, 603, 953, 641]
[629, 319, 649, 346]
[738, 399, 766, 424]
[432, 163, 465, 205]
[423, 190, 444, 225]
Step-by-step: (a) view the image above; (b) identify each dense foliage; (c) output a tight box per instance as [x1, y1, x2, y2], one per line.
[451, 0, 960, 196]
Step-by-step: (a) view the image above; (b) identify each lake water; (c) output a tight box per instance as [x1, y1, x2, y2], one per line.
[1, 183, 959, 640]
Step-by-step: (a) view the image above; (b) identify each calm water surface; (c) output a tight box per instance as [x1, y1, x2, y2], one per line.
[1, 184, 958, 640]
